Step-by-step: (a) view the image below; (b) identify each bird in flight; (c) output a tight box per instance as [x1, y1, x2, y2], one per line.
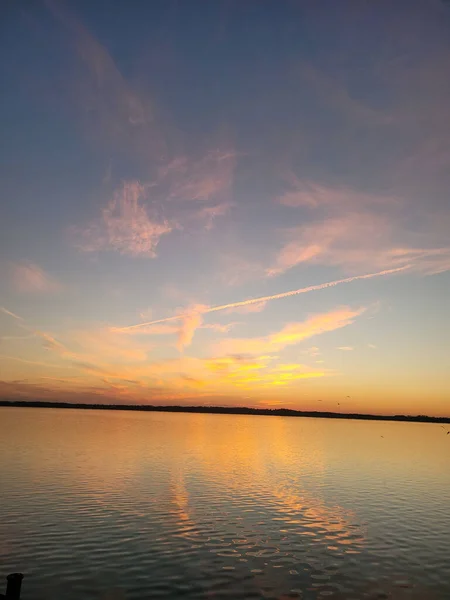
[440, 426, 450, 435]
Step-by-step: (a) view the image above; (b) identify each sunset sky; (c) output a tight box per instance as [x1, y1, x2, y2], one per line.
[1, 0, 449, 416]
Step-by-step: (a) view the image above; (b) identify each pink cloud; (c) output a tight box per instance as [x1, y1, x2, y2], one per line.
[197, 202, 232, 229]
[268, 213, 392, 275]
[76, 181, 172, 257]
[163, 150, 235, 203]
[10, 262, 61, 294]
[273, 177, 450, 277]
[268, 212, 450, 276]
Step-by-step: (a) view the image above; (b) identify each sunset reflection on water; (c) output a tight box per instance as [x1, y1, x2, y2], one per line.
[1, 408, 449, 599]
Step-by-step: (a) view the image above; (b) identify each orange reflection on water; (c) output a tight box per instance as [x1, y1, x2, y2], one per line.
[163, 412, 365, 559]
[2, 408, 449, 599]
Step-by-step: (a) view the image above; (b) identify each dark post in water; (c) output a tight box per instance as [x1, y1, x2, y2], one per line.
[3, 574, 24, 600]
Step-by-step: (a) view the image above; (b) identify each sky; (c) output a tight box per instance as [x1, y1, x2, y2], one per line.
[1, 0, 449, 416]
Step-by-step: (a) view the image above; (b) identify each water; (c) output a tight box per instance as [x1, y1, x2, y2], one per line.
[0, 408, 449, 599]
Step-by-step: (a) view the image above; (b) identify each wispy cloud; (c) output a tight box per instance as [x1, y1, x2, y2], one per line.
[162, 150, 235, 203]
[0, 354, 68, 369]
[115, 267, 405, 333]
[268, 211, 450, 276]
[337, 346, 354, 351]
[71, 327, 151, 362]
[0, 305, 72, 358]
[9, 262, 61, 293]
[225, 301, 267, 315]
[203, 355, 325, 388]
[176, 304, 208, 351]
[118, 319, 236, 339]
[277, 177, 398, 210]
[387, 247, 450, 276]
[267, 213, 392, 276]
[74, 149, 235, 257]
[204, 355, 269, 375]
[219, 255, 266, 287]
[0, 334, 34, 341]
[120, 323, 178, 336]
[1, 306, 151, 379]
[0, 306, 24, 321]
[303, 346, 320, 358]
[75, 181, 172, 257]
[47, 2, 235, 253]
[201, 322, 238, 333]
[271, 170, 450, 277]
[298, 63, 393, 126]
[0, 308, 75, 365]
[139, 307, 153, 321]
[71, 361, 114, 377]
[36, 331, 68, 353]
[44, 0, 159, 157]
[197, 202, 232, 229]
[214, 307, 366, 356]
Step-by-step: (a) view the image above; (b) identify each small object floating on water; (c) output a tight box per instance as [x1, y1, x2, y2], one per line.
[0, 573, 24, 600]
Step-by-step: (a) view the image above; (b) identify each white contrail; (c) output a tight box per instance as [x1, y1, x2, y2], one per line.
[0, 306, 24, 321]
[115, 265, 409, 332]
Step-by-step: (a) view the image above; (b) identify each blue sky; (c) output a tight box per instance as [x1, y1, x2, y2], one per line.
[1, 0, 450, 415]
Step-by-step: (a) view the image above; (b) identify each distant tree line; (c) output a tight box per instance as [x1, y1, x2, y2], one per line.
[0, 400, 448, 423]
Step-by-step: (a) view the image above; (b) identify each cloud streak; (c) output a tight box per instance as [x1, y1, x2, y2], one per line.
[215, 307, 366, 356]
[268, 211, 450, 277]
[163, 151, 235, 203]
[44, 0, 158, 156]
[115, 266, 407, 332]
[75, 181, 172, 257]
[176, 304, 208, 351]
[0, 306, 24, 321]
[277, 178, 398, 210]
[9, 262, 61, 293]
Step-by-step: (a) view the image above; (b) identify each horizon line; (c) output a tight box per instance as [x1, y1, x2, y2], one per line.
[0, 400, 448, 423]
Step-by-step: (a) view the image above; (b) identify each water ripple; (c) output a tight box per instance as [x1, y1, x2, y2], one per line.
[1, 409, 449, 599]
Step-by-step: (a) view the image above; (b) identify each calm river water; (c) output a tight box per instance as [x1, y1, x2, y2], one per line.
[0, 408, 449, 599]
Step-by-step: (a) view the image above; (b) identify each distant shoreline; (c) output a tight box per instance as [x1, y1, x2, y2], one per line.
[0, 400, 449, 423]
